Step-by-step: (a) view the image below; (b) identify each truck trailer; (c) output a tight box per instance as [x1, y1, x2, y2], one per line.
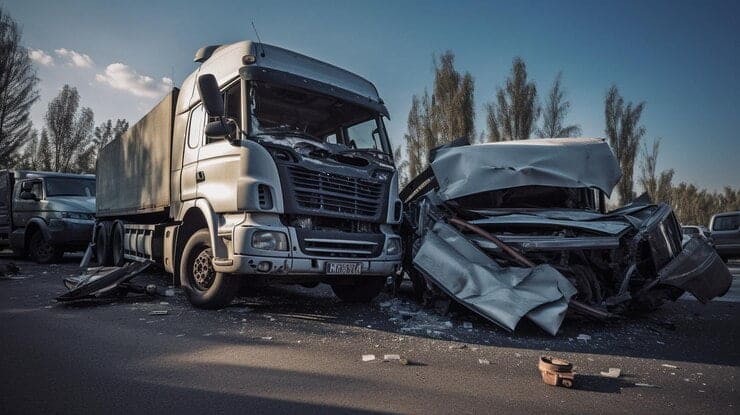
[93, 41, 403, 309]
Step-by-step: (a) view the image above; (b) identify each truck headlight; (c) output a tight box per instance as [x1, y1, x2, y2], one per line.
[385, 238, 401, 255]
[252, 231, 288, 251]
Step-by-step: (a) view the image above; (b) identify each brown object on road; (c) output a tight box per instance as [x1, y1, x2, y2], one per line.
[538, 356, 575, 388]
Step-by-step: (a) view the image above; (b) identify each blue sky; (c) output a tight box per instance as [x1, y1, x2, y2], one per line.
[5, 0, 739, 191]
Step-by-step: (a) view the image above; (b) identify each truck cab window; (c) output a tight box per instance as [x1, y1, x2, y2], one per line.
[188, 105, 205, 149]
[345, 118, 380, 150]
[206, 82, 241, 144]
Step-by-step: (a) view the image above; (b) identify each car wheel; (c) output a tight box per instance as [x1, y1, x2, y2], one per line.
[29, 231, 63, 264]
[179, 229, 239, 309]
[331, 276, 386, 303]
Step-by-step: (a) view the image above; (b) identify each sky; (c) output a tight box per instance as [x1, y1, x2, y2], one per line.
[4, 0, 739, 191]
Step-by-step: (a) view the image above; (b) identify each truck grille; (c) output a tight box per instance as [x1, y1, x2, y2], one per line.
[287, 165, 383, 219]
[295, 229, 385, 258]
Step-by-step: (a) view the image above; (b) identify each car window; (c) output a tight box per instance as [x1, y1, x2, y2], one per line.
[712, 214, 739, 231]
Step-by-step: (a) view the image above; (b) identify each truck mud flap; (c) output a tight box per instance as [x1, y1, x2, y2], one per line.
[658, 237, 732, 303]
[412, 220, 577, 335]
[57, 262, 151, 302]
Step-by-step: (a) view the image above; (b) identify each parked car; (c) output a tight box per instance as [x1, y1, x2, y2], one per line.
[709, 211, 740, 262]
[682, 225, 713, 246]
[0, 170, 96, 263]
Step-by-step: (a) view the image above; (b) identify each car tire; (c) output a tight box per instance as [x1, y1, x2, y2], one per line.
[331, 276, 386, 303]
[29, 231, 63, 264]
[179, 229, 239, 309]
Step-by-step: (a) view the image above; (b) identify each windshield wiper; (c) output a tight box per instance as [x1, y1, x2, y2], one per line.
[341, 148, 393, 163]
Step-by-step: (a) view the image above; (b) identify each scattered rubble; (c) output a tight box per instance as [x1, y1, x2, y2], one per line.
[661, 363, 678, 369]
[478, 358, 490, 365]
[362, 354, 376, 362]
[149, 310, 169, 316]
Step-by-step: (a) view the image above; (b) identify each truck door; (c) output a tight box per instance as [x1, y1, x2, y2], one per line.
[181, 104, 206, 201]
[195, 80, 243, 212]
[13, 179, 43, 226]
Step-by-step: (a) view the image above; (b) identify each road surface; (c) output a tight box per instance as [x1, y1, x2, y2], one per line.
[1, 255, 738, 414]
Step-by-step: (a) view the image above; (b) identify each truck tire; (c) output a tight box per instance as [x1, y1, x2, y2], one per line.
[29, 231, 63, 264]
[331, 277, 386, 303]
[180, 229, 239, 309]
[111, 222, 126, 266]
[95, 222, 113, 266]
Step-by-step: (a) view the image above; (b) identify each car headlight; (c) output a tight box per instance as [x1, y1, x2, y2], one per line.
[251, 231, 288, 251]
[385, 238, 401, 255]
[61, 212, 94, 220]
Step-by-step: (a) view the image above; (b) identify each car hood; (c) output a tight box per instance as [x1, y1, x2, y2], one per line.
[430, 137, 622, 201]
[46, 196, 96, 214]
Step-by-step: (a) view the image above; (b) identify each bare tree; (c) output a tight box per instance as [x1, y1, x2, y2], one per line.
[605, 85, 645, 205]
[537, 72, 581, 138]
[485, 57, 540, 141]
[42, 85, 95, 172]
[0, 6, 39, 168]
[399, 52, 475, 182]
[93, 118, 128, 152]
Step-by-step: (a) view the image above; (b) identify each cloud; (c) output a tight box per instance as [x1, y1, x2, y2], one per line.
[28, 49, 54, 66]
[54, 48, 94, 68]
[95, 63, 172, 98]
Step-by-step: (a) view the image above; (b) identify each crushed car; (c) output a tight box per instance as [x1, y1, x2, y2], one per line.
[400, 137, 731, 335]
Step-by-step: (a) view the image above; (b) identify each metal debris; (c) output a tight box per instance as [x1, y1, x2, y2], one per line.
[538, 356, 575, 388]
[149, 310, 169, 316]
[600, 368, 622, 378]
[661, 363, 678, 369]
[576, 334, 592, 341]
[478, 358, 490, 365]
[362, 354, 376, 362]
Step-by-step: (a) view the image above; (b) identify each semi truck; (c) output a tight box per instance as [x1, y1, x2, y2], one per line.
[93, 40, 403, 309]
[0, 170, 96, 263]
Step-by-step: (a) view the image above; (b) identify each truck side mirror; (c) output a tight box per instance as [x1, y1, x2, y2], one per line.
[205, 120, 237, 141]
[197, 74, 225, 117]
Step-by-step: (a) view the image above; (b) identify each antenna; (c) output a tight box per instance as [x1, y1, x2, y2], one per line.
[251, 21, 267, 57]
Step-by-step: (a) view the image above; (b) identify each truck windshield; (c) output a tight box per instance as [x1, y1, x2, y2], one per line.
[249, 81, 390, 154]
[45, 178, 96, 197]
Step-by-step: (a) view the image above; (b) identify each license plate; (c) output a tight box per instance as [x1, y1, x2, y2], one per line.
[326, 262, 363, 275]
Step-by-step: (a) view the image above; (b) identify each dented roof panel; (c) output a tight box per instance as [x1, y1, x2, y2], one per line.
[430, 138, 622, 201]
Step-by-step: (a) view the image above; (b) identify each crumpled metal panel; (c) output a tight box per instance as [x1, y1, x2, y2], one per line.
[658, 237, 732, 303]
[470, 214, 633, 236]
[430, 138, 622, 200]
[412, 221, 577, 335]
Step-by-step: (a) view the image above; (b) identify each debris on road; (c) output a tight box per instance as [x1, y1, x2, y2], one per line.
[478, 358, 490, 365]
[462, 321, 473, 329]
[57, 262, 152, 301]
[576, 334, 592, 341]
[400, 138, 732, 335]
[362, 354, 376, 362]
[0, 261, 20, 278]
[538, 356, 575, 388]
[149, 310, 169, 316]
[383, 354, 401, 361]
[600, 368, 622, 378]
[661, 364, 678, 369]
[448, 343, 467, 350]
[634, 382, 660, 388]
[260, 336, 273, 340]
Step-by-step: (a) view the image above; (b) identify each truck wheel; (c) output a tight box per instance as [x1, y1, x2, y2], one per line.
[95, 222, 113, 266]
[180, 229, 239, 309]
[29, 231, 63, 264]
[111, 222, 126, 266]
[331, 277, 386, 303]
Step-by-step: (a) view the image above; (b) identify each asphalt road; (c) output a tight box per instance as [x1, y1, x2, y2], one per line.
[1, 255, 738, 414]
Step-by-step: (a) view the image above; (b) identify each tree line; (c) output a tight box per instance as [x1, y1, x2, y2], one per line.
[1, 6, 735, 225]
[396, 50, 738, 226]
[0, 6, 128, 174]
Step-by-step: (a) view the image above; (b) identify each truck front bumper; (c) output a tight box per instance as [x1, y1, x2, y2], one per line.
[213, 219, 402, 277]
[47, 218, 94, 247]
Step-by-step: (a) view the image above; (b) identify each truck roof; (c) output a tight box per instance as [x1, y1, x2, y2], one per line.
[178, 40, 387, 116]
[3, 170, 95, 180]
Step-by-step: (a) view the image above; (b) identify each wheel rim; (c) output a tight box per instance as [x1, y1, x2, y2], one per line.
[191, 247, 215, 291]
